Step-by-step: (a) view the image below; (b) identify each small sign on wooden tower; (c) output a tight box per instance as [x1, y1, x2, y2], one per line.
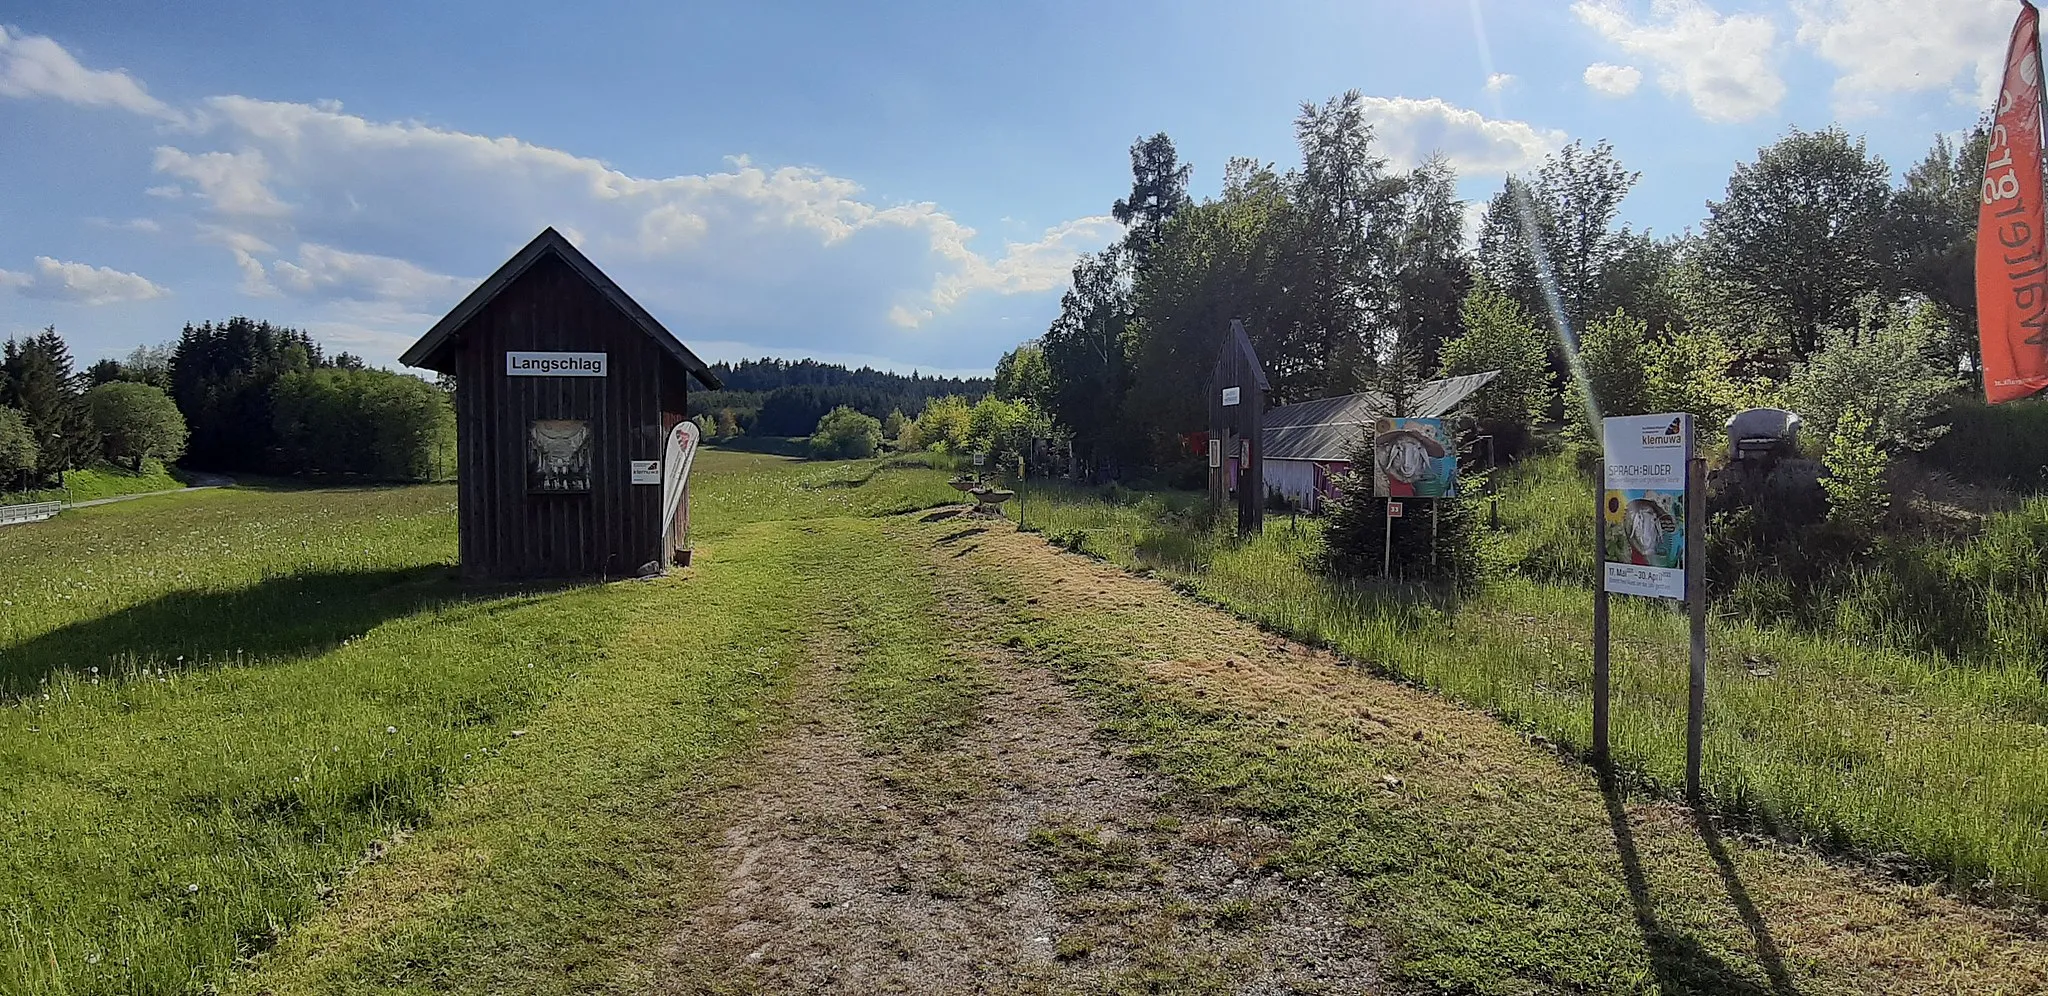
[1208, 318, 1270, 533]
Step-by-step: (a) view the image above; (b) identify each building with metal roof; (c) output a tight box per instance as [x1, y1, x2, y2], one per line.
[1263, 370, 1499, 511]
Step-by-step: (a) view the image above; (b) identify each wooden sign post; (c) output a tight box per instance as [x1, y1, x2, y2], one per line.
[1684, 454, 1707, 801]
[1594, 414, 1704, 797]
[1592, 458, 1611, 768]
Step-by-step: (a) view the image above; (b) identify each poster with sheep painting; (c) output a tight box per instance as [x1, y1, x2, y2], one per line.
[1372, 417, 1457, 498]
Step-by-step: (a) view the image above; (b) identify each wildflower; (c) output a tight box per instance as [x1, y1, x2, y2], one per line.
[385, 726, 398, 735]
[88, 666, 98, 675]
[186, 883, 199, 893]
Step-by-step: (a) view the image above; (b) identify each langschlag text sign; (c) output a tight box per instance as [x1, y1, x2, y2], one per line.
[506, 352, 608, 377]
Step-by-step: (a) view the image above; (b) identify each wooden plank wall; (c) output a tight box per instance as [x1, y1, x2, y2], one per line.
[449, 253, 680, 579]
[1208, 323, 1266, 531]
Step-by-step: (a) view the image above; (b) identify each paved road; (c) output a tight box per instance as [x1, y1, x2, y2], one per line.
[65, 473, 234, 508]
[65, 484, 221, 509]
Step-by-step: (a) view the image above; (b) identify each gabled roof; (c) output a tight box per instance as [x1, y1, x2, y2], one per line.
[1212, 318, 1271, 391]
[400, 227, 722, 389]
[1263, 370, 1500, 461]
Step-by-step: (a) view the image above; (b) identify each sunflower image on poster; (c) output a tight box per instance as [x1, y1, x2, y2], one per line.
[1604, 488, 1684, 569]
[1372, 417, 1457, 498]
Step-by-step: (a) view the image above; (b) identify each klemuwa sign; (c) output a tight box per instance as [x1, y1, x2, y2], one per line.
[1601, 413, 1693, 600]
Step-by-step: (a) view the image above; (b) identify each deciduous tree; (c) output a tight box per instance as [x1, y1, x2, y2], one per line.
[83, 381, 186, 470]
[1703, 128, 1892, 364]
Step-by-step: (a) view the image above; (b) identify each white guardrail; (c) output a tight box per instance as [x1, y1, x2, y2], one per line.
[0, 501, 62, 527]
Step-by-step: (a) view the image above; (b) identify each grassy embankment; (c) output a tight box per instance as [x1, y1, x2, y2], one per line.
[1004, 463, 2048, 904]
[0, 453, 958, 996]
[1, 459, 186, 505]
[925, 517, 2047, 995]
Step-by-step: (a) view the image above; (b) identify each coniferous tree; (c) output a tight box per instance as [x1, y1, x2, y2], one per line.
[1112, 133, 1193, 273]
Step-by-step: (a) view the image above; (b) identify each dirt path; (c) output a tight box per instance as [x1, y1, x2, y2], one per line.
[657, 522, 1379, 995]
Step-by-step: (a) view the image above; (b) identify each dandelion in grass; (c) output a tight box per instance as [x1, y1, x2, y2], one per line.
[385, 726, 398, 734]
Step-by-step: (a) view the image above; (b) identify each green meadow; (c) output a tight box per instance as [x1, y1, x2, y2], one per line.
[3, 451, 2045, 995]
[1006, 467, 2048, 903]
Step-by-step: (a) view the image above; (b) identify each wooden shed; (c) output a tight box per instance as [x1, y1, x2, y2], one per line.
[1208, 319, 1270, 533]
[400, 227, 722, 580]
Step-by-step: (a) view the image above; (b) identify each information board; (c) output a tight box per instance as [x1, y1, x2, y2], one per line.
[1601, 413, 1693, 600]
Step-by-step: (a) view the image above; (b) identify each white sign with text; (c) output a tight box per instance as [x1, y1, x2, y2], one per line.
[1601, 412, 1694, 600]
[506, 351, 607, 377]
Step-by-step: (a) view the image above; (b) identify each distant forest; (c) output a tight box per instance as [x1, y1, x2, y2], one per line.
[689, 357, 992, 437]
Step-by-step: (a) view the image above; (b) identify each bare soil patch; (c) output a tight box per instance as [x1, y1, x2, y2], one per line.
[657, 528, 1379, 995]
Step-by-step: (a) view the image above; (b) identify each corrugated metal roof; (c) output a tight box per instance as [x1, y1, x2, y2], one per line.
[1264, 370, 1500, 462]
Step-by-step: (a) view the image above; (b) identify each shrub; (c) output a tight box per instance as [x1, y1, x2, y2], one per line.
[1786, 297, 1961, 453]
[0, 405, 37, 483]
[1564, 310, 1655, 442]
[271, 368, 455, 480]
[910, 395, 972, 451]
[808, 405, 882, 459]
[1440, 282, 1553, 455]
[1564, 310, 1750, 451]
[1823, 407, 1890, 532]
[1644, 328, 1753, 451]
[1318, 438, 1492, 592]
[1923, 394, 2048, 491]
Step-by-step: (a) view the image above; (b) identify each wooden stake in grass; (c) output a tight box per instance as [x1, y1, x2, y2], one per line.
[1592, 459, 1610, 770]
[1685, 455, 1707, 803]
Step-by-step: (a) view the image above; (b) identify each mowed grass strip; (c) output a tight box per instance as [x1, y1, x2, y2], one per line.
[232, 520, 846, 995]
[0, 455, 954, 995]
[918, 518, 2048, 995]
[1011, 483, 2048, 901]
[0, 485, 607, 994]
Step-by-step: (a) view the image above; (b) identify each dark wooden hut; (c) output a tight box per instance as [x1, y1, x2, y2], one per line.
[1208, 318, 1270, 532]
[400, 227, 722, 580]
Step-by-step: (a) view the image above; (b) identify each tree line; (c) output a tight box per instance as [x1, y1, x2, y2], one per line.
[1, 318, 454, 492]
[1002, 91, 1989, 494]
[688, 358, 991, 438]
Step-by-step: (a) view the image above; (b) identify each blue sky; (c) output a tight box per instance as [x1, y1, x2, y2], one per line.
[0, 0, 2021, 375]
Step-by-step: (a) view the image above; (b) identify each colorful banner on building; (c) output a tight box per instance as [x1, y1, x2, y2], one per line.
[1372, 417, 1457, 498]
[1978, 0, 2048, 405]
[1602, 413, 1693, 600]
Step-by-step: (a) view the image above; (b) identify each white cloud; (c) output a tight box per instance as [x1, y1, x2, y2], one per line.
[0, 26, 179, 120]
[1484, 72, 1517, 94]
[86, 217, 163, 233]
[1792, 0, 2011, 112]
[1354, 96, 1566, 175]
[3, 30, 1125, 364]
[151, 146, 289, 217]
[1584, 62, 1645, 97]
[1572, 0, 1784, 122]
[0, 256, 167, 305]
[892, 215, 1121, 328]
[270, 243, 471, 306]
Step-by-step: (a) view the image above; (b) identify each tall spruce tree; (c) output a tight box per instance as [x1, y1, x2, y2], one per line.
[0, 328, 93, 481]
[1112, 133, 1193, 273]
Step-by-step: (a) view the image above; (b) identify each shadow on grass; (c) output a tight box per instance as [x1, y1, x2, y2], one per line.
[0, 565, 572, 691]
[1602, 775, 1797, 996]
